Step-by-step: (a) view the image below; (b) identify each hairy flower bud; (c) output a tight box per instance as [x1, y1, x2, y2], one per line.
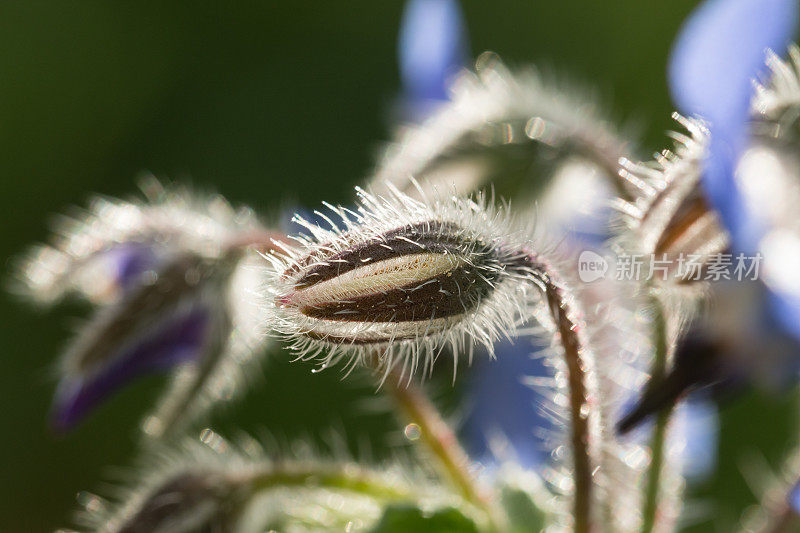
[15, 180, 271, 435]
[79, 434, 422, 533]
[114, 471, 234, 533]
[282, 221, 502, 332]
[370, 55, 632, 201]
[264, 185, 606, 530]
[265, 186, 535, 375]
[616, 116, 729, 288]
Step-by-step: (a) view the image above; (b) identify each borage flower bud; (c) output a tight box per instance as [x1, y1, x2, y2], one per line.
[15, 180, 272, 436]
[265, 185, 535, 377]
[616, 115, 729, 306]
[266, 185, 600, 532]
[112, 471, 234, 533]
[81, 433, 420, 533]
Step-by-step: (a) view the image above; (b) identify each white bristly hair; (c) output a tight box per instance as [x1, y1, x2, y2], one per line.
[14, 177, 263, 306]
[74, 430, 430, 533]
[262, 182, 609, 532]
[262, 183, 541, 383]
[14, 178, 273, 439]
[369, 52, 634, 201]
[612, 115, 726, 332]
[752, 45, 800, 122]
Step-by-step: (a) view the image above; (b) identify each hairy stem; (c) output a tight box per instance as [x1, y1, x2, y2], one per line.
[537, 271, 593, 533]
[243, 463, 414, 501]
[520, 252, 595, 532]
[642, 298, 672, 533]
[381, 370, 502, 529]
[225, 228, 292, 254]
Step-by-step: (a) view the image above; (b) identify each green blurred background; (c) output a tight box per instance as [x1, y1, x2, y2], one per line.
[0, 1, 797, 531]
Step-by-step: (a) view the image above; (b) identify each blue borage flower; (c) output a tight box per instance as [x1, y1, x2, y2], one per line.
[669, 0, 800, 341]
[397, 0, 468, 120]
[669, 0, 797, 251]
[15, 179, 270, 435]
[610, 0, 796, 422]
[609, 0, 794, 434]
[610, 0, 800, 420]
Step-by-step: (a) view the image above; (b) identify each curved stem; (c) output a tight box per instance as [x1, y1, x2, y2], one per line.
[381, 371, 503, 530]
[515, 251, 595, 532]
[225, 228, 292, 254]
[641, 297, 672, 533]
[536, 270, 593, 533]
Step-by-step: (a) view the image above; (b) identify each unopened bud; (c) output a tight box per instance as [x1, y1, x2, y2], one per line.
[265, 187, 533, 373]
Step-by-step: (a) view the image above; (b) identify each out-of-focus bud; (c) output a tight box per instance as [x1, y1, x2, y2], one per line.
[15, 180, 272, 435]
[113, 471, 235, 533]
[16, 179, 258, 304]
[618, 279, 800, 434]
[79, 433, 422, 533]
[50, 252, 231, 432]
[616, 115, 730, 293]
[374, 54, 633, 202]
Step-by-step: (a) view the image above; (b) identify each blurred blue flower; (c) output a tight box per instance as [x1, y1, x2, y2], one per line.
[398, 0, 468, 120]
[463, 337, 551, 469]
[669, 0, 797, 251]
[790, 478, 800, 514]
[679, 397, 719, 481]
[51, 307, 211, 432]
[44, 249, 233, 433]
[670, 0, 800, 346]
[101, 243, 163, 293]
[18, 183, 268, 434]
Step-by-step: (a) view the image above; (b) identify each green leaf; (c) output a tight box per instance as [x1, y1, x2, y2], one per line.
[369, 504, 479, 533]
[499, 484, 547, 533]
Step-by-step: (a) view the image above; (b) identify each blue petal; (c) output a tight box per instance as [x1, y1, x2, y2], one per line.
[50, 307, 210, 432]
[771, 291, 800, 346]
[678, 397, 719, 481]
[619, 393, 719, 482]
[398, 0, 468, 116]
[104, 243, 161, 290]
[669, 0, 797, 133]
[669, 0, 797, 249]
[463, 337, 551, 469]
[789, 478, 800, 514]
